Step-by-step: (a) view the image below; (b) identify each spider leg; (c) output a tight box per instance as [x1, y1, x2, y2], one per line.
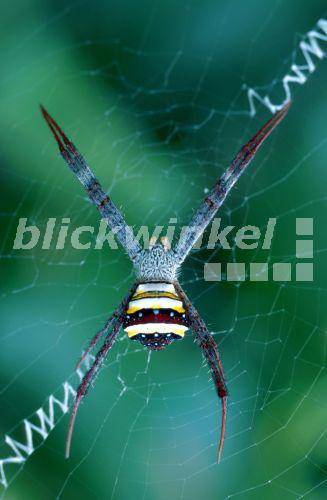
[75, 319, 113, 372]
[174, 102, 291, 263]
[67, 284, 136, 457]
[174, 282, 227, 462]
[75, 284, 136, 371]
[66, 318, 122, 458]
[40, 105, 142, 262]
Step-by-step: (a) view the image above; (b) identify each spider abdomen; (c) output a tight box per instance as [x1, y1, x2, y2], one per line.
[123, 283, 189, 350]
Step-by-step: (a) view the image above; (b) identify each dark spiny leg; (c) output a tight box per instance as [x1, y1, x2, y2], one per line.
[67, 285, 136, 457]
[75, 284, 137, 371]
[66, 317, 122, 458]
[174, 102, 290, 263]
[175, 282, 227, 462]
[75, 319, 112, 372]
[195, 331, 227, 463]
[40, 105, 142, 262]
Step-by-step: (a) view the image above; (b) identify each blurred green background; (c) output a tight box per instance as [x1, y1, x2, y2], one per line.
[0, 1, 327, 499]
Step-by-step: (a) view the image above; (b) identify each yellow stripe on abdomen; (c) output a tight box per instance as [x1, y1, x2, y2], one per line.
[127, 296, 185, 314]
[131, 291, 179, 301]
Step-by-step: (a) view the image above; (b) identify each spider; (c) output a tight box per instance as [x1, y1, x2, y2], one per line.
[41, 101, 290, 461]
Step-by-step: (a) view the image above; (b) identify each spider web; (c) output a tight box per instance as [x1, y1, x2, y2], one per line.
[1, 1, 327, 499]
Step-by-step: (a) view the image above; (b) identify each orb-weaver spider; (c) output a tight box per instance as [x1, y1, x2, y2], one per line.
[41, 102, 290, 460]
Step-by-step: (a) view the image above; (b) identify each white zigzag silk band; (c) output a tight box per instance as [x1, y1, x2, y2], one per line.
[0, 355, 94, 490]
[246, 18, 327, 116]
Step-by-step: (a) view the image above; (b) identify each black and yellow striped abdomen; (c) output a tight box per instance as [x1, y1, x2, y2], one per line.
[123, 283, 189, 350]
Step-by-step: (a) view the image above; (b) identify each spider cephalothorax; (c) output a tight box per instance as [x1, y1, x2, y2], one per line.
[134, 243, 180, 282]
[41, 102, 290, 462]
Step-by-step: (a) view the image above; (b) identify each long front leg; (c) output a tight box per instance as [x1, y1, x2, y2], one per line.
[41, 106, 142, 262]
[174, 102, 290, 263]
[175, 282, 227, 462]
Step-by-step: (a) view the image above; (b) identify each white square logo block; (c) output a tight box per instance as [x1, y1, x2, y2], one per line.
[227, 263, 245, 281]
[296, 218, 313, 235]
[273, 263, 292, 281]
[204, 263, 221, 281]
[296, 263, 313, 281]
[250, 263, 268, 281]
[296, 240, 313, 258]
